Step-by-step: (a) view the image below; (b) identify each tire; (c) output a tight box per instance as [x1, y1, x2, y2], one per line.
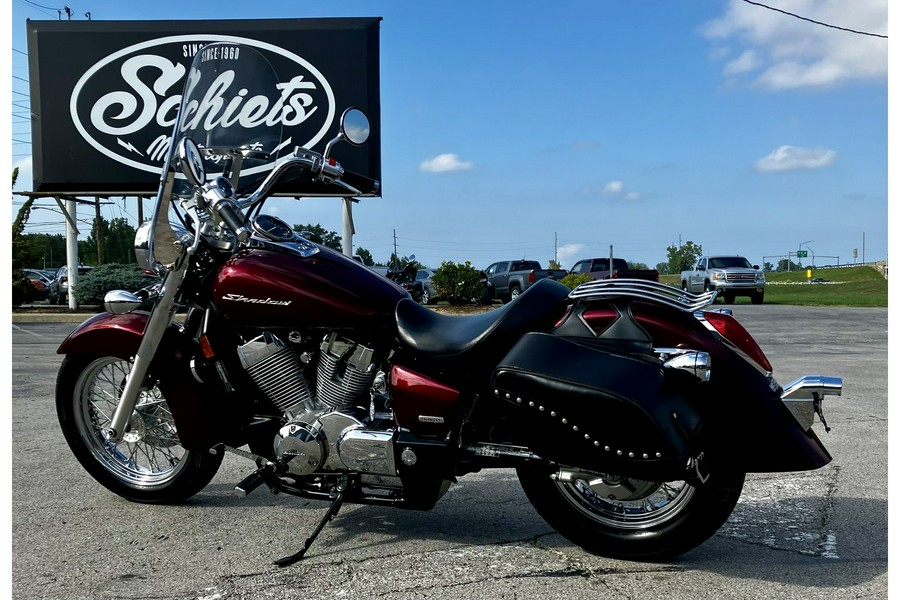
[56, 355, 223, 504]
[419, 288, 431, 306]
[723, 293, 735, 304]
[703, 281, 711, 293]
[751, 291, 764, 305]
[517, 467, 744, 560]
[681, 281, 688, 291]
[509, 286, 521, 302]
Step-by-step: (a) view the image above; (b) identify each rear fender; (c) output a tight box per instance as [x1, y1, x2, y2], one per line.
[57, 311, 221, 451]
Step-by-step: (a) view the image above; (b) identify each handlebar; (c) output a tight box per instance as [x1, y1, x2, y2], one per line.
[215, 199, 252, 243]
[340, 169, 381, 196]
[192, 146, 379, 246]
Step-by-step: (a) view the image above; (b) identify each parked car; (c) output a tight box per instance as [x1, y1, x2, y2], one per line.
[23, 269, 52, 298]
[415, 269, 439, 305]
[49, 265, 94, 305]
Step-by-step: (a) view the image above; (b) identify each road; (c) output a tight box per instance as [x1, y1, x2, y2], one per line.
[10, 305, 887, 599]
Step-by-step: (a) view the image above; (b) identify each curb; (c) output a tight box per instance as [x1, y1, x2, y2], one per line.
[11, 313, 97, 323]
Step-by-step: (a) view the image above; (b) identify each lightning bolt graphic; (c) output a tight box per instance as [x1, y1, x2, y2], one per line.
[117, 138, 144, 156]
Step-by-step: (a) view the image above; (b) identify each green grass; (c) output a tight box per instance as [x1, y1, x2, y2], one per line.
[661, 266, 886, 307]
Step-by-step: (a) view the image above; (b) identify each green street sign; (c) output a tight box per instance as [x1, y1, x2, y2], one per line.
[797, 250, 808, 258]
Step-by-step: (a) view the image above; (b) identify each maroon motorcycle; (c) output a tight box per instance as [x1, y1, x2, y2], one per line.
[56, 43, 841, 566]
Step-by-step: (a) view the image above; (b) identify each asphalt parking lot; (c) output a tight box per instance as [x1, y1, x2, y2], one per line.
[10, 305, 887, 600]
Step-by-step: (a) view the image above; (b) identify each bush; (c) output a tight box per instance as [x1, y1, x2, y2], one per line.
[74, 263, 154, 305]
[559, 273, 592, 290]
[431, 260, 484, 306]
[12, 270, 40, 307]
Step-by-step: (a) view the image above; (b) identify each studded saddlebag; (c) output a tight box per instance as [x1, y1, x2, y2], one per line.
[491, 332, 702, 481]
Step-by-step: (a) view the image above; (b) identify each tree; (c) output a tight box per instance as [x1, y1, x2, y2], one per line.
[354, 247, 375, 266]
[292, 223, 342, 251]
[777, 258, 799, 272]
[666, 241, 703, 274]
[80, 216, 137, 265]
[11, 186, 37, 306]
[627, 261, 650, 270]
[548, 259, 562, 270]
[763, 262, 775, 272]
[387, 253, 425, 271]
[655, 262, 669, 275]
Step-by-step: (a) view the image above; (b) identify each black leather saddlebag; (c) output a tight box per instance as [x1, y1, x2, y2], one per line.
[491, 333, 702, 481]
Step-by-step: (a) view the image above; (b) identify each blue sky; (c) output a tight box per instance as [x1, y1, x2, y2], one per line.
[9, 0, 889, 271]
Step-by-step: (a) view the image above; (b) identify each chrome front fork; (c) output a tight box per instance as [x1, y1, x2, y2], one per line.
[105, 256, 189, 442]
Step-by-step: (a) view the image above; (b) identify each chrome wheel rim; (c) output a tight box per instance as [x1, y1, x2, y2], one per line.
[556, 474, 695, 530]
[73, 357, 188, 487]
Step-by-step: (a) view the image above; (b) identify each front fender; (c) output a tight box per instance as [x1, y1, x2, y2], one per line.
[57, 311, 153, 357]
[56, 311, 223, 451]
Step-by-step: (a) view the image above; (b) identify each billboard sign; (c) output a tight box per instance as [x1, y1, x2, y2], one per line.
[26, 18, 382, 195]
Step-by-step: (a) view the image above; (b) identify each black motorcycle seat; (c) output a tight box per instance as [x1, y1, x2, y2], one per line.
[395, 278, 571, 359]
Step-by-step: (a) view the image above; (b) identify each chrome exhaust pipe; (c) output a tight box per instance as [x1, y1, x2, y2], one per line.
[781, 375, 842, 430]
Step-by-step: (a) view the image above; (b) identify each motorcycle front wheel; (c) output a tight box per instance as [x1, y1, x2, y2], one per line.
[517, 467, 744, 560]
[56, 355, 223, 504]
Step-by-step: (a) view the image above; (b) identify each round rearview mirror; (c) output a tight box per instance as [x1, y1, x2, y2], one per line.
[340, 108, 370, 146]
[177, 137, 206, 185]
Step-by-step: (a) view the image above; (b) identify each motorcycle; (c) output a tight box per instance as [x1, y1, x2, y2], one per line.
[386, 258, 423, 303]
[55, 43, 842, 566]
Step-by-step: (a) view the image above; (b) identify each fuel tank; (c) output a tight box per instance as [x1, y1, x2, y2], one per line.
[213, 244, 408, 329]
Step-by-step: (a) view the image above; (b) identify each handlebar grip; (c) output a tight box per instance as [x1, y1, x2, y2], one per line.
[216, 200, 251, 243]
[340, 170, 381, 196]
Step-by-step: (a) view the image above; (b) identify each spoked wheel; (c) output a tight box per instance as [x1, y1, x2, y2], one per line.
[517, 467, 744, 560]
[56, 355, 222, 504]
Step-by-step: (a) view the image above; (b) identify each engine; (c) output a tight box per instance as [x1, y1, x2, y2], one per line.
[237, 331, 396, 478]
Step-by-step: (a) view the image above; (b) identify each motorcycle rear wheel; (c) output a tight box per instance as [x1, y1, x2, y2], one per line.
[517, 467, 744, 560]
[56, 355, 222, 504]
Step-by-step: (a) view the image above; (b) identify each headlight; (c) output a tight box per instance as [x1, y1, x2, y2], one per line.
[757, 272, 765, 282]
[712, 272, 719, 281]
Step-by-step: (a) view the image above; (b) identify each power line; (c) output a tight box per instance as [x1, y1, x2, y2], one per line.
[740, 0, 887, 38]
[12, 90, 30, 97]
[13, 48, 28, 56]
[19, 0, 63, 11]
[12, 75, 29, 83]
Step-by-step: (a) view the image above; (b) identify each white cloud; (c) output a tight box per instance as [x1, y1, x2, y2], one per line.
[556, 243, 583, 267]
[419, 153, 474, 173]
[755, 145, 837, 171]
[702, 0, 887, 89]
[723, 49, 761, 75]
[603, 180, 624, 193]
[625, 191, 641, 201]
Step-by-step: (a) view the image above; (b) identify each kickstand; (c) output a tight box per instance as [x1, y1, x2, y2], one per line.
[274, 485, 347, 567]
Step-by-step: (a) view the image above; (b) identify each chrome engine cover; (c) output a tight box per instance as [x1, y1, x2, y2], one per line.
[275, 411, 397, 477]
[275, 420, 326, 476]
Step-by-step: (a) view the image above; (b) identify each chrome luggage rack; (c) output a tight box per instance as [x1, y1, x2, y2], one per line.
[568, 279, 717, 312]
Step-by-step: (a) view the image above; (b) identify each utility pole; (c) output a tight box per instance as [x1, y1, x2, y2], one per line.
[554, 232, 558, 265]
[94, 197, 104, 264]
[392, 229, 398, 270]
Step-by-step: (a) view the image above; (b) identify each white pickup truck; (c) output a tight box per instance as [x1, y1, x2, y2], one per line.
[681, 255, 765, 304]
